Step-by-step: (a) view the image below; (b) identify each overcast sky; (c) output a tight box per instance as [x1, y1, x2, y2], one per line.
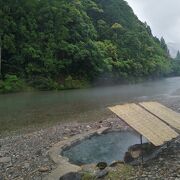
[125, 0, 180, 54]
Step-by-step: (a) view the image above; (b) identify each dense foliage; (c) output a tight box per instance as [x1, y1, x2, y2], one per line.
[171, 50, 180, 76]
[0, 0, 174, 92]
[175, 51, 180, 61]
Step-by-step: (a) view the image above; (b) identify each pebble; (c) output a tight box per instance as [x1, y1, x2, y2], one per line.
[38, 166, 49, 172]
[63, 137, 69, 140]
[0, 157, 11, 163]
[23, 162, 30, 169]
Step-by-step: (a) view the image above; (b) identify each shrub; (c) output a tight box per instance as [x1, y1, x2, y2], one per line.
[64, 76, 89, 89]
[0, 75, 25, 93]
[29, 76, 59, 90]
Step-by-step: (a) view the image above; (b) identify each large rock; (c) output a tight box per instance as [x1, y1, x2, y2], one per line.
[124, 152, 134, 163]
[124, 143, 157, 163]
[128, 143, 156, 155]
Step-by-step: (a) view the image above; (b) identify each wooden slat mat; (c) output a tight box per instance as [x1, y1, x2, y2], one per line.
[140, 102, 180, 131]
[109, 103, 178, 146]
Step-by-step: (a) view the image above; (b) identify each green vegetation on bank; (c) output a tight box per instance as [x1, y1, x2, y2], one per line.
[171, 51, 180, 76]
[81, 164, 134, 180]
[0, 0, 178, 93]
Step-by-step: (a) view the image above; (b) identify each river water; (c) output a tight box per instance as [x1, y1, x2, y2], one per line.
[1, 77, 180, 132]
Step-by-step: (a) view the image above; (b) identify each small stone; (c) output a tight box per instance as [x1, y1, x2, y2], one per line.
[65, 128, 71, 132]
[0, 157, 11, 163]
[96, 162, 107, 170]
[24, 163, 30, 169]
[142, 174, 147, 177]
[43, 158, 49, 162]
[35, 149, 42, 156]
[63, 137, 69, 140]
[38, 166, 49, 172]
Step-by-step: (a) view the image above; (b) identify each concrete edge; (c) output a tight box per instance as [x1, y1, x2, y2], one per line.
[45, 127, 110, 180]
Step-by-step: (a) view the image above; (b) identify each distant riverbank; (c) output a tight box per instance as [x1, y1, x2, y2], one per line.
[0, 75, 177, 94]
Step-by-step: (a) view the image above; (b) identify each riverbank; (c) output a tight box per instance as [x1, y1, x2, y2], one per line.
[0, 115, 179, 180]
[0, 75, 173, 94]
[0, 118, 125, 179]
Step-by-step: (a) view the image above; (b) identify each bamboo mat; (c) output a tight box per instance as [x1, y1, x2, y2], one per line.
[109, 103, 179, 146]
[140, 102, 180, 131]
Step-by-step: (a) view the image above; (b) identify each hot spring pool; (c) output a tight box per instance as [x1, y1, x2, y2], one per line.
[62, 131, 147, 165]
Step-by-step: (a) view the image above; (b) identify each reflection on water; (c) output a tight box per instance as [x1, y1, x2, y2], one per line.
[0, 77, 180, 132]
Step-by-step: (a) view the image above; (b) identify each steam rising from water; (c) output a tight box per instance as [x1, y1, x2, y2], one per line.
[0, 77, 180, 132]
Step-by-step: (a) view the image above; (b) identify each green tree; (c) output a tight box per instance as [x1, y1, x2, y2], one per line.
[175, 50, 180, 60]
[0, 0, 173, 92]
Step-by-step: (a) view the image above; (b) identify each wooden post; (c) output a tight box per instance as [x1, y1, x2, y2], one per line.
[140, 134, 144, 165]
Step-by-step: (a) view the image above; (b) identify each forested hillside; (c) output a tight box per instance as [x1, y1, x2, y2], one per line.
[0, 0, 173, 92]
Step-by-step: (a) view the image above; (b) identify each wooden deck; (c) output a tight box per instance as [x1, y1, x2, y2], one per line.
[109, 102, 179, 146]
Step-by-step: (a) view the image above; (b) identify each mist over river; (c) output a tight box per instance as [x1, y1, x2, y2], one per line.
[1, 77, 180, 133]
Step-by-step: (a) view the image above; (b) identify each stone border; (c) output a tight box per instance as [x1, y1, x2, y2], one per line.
[45, 127, 110, 180]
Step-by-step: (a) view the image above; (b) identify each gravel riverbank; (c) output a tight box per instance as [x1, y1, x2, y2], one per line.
[0, 100, 180, 180]
[0, 118, 126, 180]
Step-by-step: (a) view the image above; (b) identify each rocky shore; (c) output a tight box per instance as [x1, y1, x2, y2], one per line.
[133, 138, 180, 179]
[0, 118, 126, 180]
[0, 115, 179, 179]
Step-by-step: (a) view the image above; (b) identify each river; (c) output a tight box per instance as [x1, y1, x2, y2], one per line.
[1, 77, 180, 133]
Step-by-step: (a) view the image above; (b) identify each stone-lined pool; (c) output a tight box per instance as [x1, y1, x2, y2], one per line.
[62, 131, 147, 165]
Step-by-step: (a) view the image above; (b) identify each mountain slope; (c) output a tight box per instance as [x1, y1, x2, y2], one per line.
[0, 0, 172, 91]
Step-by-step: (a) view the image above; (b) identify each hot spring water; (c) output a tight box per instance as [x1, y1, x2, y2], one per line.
[62, 131, 147, 165]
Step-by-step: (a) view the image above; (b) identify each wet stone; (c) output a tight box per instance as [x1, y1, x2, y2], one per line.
[96, 162, 107, 170]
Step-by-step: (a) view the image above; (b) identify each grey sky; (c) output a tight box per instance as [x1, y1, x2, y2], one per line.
[126, 0, 180, 55]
